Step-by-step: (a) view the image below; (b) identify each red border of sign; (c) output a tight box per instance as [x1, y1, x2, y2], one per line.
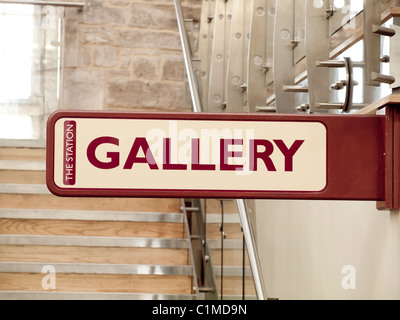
[46, 111, 385, 201]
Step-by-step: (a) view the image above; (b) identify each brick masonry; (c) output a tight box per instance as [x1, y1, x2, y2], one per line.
[62, 0, 201, 112]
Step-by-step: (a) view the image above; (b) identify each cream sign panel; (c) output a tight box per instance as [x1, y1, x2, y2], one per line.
[50, 116, 327, 194]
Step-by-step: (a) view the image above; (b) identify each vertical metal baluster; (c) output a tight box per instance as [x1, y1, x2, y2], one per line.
[220, 200, 224, 300]
[273, 0, 297, 113]
[293, 0, 306, 65]
[236, 199, 266, 300]
[305, 0, 330, 113]
[208, 0, 232, 112]
[198, 0, 215, 111]
[226, 0, 250, 113]
[265, 0, 275, 87]
[247, 0, 269, 112]
[242, 232, 246, 300]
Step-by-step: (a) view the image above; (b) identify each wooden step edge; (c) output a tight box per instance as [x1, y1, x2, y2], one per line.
[0, 235, 190, 249]
[0, 208, 184, 223]
[0, 184, 50, 195]
[0, 291, 198, 300]
[0, 160, 45, 171]
[0, 262, 193, 276]
[0, 139, 46, 148]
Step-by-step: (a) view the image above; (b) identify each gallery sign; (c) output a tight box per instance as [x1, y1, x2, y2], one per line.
[46, 111, 384, 201]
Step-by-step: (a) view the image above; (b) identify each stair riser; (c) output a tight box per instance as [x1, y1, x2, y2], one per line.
[216, 276, 256, 296]
[207, 224, 243, 240]
[211, 249, 250, 267]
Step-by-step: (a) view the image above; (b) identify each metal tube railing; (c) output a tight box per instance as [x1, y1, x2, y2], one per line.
[174, 0, 267, 300]
[0, 0, 85, 7]
[174, 0, 203, 113]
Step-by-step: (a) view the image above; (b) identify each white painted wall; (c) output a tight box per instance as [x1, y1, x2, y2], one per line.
[254, 200, 400, 300]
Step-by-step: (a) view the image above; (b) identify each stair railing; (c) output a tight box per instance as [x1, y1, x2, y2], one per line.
[174, 0, 267, 300]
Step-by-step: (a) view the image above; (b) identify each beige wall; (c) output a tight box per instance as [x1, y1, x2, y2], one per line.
[62, 0, 200, 112]
[255, 200, 400, 300]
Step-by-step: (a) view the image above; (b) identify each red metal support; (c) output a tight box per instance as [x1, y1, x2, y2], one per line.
[378, 105, 400, 210]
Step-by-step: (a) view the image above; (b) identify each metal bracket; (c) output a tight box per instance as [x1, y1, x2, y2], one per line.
[208, 0, 233, 112]
[315, 57, 358, 113]
[198, 0, 216, 112]
[247, 0, 273, 113]
[325, 6, 336, 19]
[377, 105, 400, 211]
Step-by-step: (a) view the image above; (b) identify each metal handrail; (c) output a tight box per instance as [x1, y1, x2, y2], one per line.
[174, 0, 267, 300]
[174, 0, 203, 113]
[0, 0, 85, 7]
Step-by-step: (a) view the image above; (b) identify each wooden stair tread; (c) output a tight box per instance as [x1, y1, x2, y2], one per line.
[0, 218, 185, 239]
[0, 273, 192, 295]
[0, 234, 189, 249]
[0, 171, 45, 185]
[0, 147, 46, 161]
[0, 262, 192, 276]
[0, 245, 188, 266]
[0, 194, 180, 213]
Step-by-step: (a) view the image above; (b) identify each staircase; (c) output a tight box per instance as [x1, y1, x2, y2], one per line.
[0, 144, 196, 300]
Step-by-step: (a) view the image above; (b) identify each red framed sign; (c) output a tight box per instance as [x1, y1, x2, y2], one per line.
[46, 111, 384, 201]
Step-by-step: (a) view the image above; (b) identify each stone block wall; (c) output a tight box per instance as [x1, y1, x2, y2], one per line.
[62, 0, 201, 112]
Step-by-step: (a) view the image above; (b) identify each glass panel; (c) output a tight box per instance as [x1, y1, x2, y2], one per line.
[0, 4, 63, 140]
[329, 0, 363, 36]
[294, 0, 306, 64]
